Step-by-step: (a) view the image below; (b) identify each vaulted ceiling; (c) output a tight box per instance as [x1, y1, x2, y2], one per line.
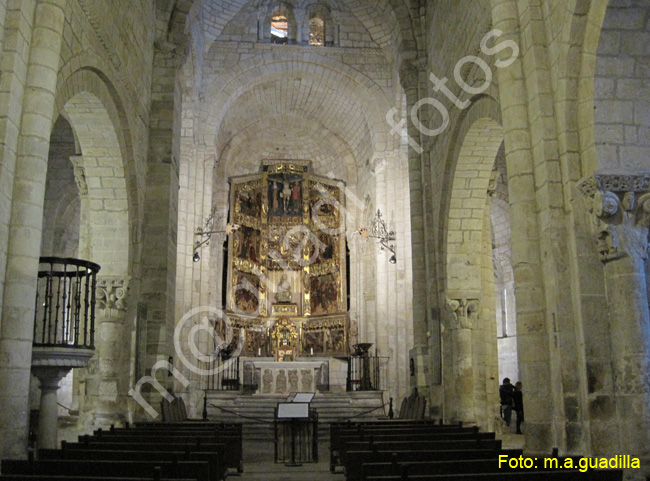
[154, 0, 420, 179]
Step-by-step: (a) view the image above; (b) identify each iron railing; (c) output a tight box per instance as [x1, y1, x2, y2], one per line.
[346, 355, 389, 392]
[34, 257, 101, 348]
[206, 354, 240, 391]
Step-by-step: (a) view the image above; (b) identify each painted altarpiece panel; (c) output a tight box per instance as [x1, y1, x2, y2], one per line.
[225, 161, 349, 357]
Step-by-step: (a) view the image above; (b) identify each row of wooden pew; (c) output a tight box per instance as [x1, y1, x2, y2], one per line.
[0, 421, 243, 481]
[329, 419, 623, 481]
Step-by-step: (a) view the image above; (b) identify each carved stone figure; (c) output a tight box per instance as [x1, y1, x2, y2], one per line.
[288, 369, 299, 391]
[275, 369, 287, 393]
[262, 369, 273, 394]
[301, 369, 313, 391]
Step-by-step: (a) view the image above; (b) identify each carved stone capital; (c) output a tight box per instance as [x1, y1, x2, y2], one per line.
[446, 298, 480, 330]
[70, 156, 88, 196]
[578, 174, 650, 262]
[96, 277, 130, 311]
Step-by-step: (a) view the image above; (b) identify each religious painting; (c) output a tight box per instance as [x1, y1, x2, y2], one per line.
[309, 232, 336, 265]
[302, 330, 324, 354]
[237, 227, 261, 264]
[236, 187, 262, 218]
[325, 328, 346, 353]
[268, 173, 303, 217]
[244, 329, 268, 356]
[310, 273, 339, 315]
[233, 271, 260, 314]
[310, 184, 338, 219]
[267, 225, 312, 269]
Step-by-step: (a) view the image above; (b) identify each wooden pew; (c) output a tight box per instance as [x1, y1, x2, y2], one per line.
[344, 449, 524, 481]
[1, 459, 210, 481]
[135, 422, 241, 430]
[363, 471, 622, 481]
[338, 432, 496, 445]
[77, 433, 242, 474]
[329, 421, 469, 471]
[337, 439, 503, 475]
[360, 458, 611, 480]
[98, 424, 242, 434]
[38, 449, 225, 481]
[335, 431, 496, 470]
[61, 441, 229, 475]
[0, 475, 195, 481]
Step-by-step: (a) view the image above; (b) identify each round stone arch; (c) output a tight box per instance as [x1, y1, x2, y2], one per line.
[52, 66, 138, 425]
[302, 1, 334, 45]
[440, 92, 503, 293]
[199, 52, 393, 153]
[445, 115, 503, 293]
[442, 113, 504, 426]
[258, 0, 298, 43]
[565, 0, 609, 174]
[53, 67, 135, 275]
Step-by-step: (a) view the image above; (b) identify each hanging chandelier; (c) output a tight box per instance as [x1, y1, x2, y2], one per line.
[193, 207, 239, 262]
[356, 209, 397, 264]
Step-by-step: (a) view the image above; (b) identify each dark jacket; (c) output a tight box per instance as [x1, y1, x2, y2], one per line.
[500, 383, 515, 406]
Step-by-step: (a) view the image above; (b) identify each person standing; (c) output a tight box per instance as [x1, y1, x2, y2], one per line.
[513, 381, 524, 434]
[499, 377, 515, 427]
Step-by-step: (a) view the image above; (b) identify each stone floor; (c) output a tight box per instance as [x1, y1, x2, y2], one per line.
[237, 439, 338, 481]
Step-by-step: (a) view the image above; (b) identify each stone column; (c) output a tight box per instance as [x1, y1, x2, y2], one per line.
[400, 59, 439, 411]
[0, 0, 67, 459]
[578, 174, 650, 463]
[446, 298, 480, 424]
[32, 367, 70, 450]
[294, 7, 306, 45]
[84, 277, 130, 427]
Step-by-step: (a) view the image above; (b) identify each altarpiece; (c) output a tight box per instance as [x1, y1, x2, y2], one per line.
[224, 160, 348, 360]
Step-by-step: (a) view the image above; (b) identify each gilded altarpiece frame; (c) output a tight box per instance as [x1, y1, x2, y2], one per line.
[226, 160, 348, 358]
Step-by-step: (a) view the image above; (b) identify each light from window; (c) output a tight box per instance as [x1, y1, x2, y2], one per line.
[309, 17, 324, 46]
[271, 14, 288, 44]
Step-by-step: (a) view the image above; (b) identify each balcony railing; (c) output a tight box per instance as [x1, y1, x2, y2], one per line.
[34, 257, 101, 349]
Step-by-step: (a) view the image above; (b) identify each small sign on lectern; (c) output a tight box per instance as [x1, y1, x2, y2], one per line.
[290, 392, 315, 403]
[277, 402, 310, 419]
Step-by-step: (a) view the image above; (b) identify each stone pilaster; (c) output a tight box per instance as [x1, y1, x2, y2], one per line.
[578, 173, 650, 462]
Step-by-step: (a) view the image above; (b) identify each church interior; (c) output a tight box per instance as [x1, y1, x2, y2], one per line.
[0, 0, 649, 478]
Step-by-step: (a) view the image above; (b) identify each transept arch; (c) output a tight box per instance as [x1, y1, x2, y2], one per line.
[54, 70, 132, 274]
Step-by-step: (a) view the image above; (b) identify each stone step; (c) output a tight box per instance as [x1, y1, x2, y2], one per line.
[205, 391, 387, 439]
